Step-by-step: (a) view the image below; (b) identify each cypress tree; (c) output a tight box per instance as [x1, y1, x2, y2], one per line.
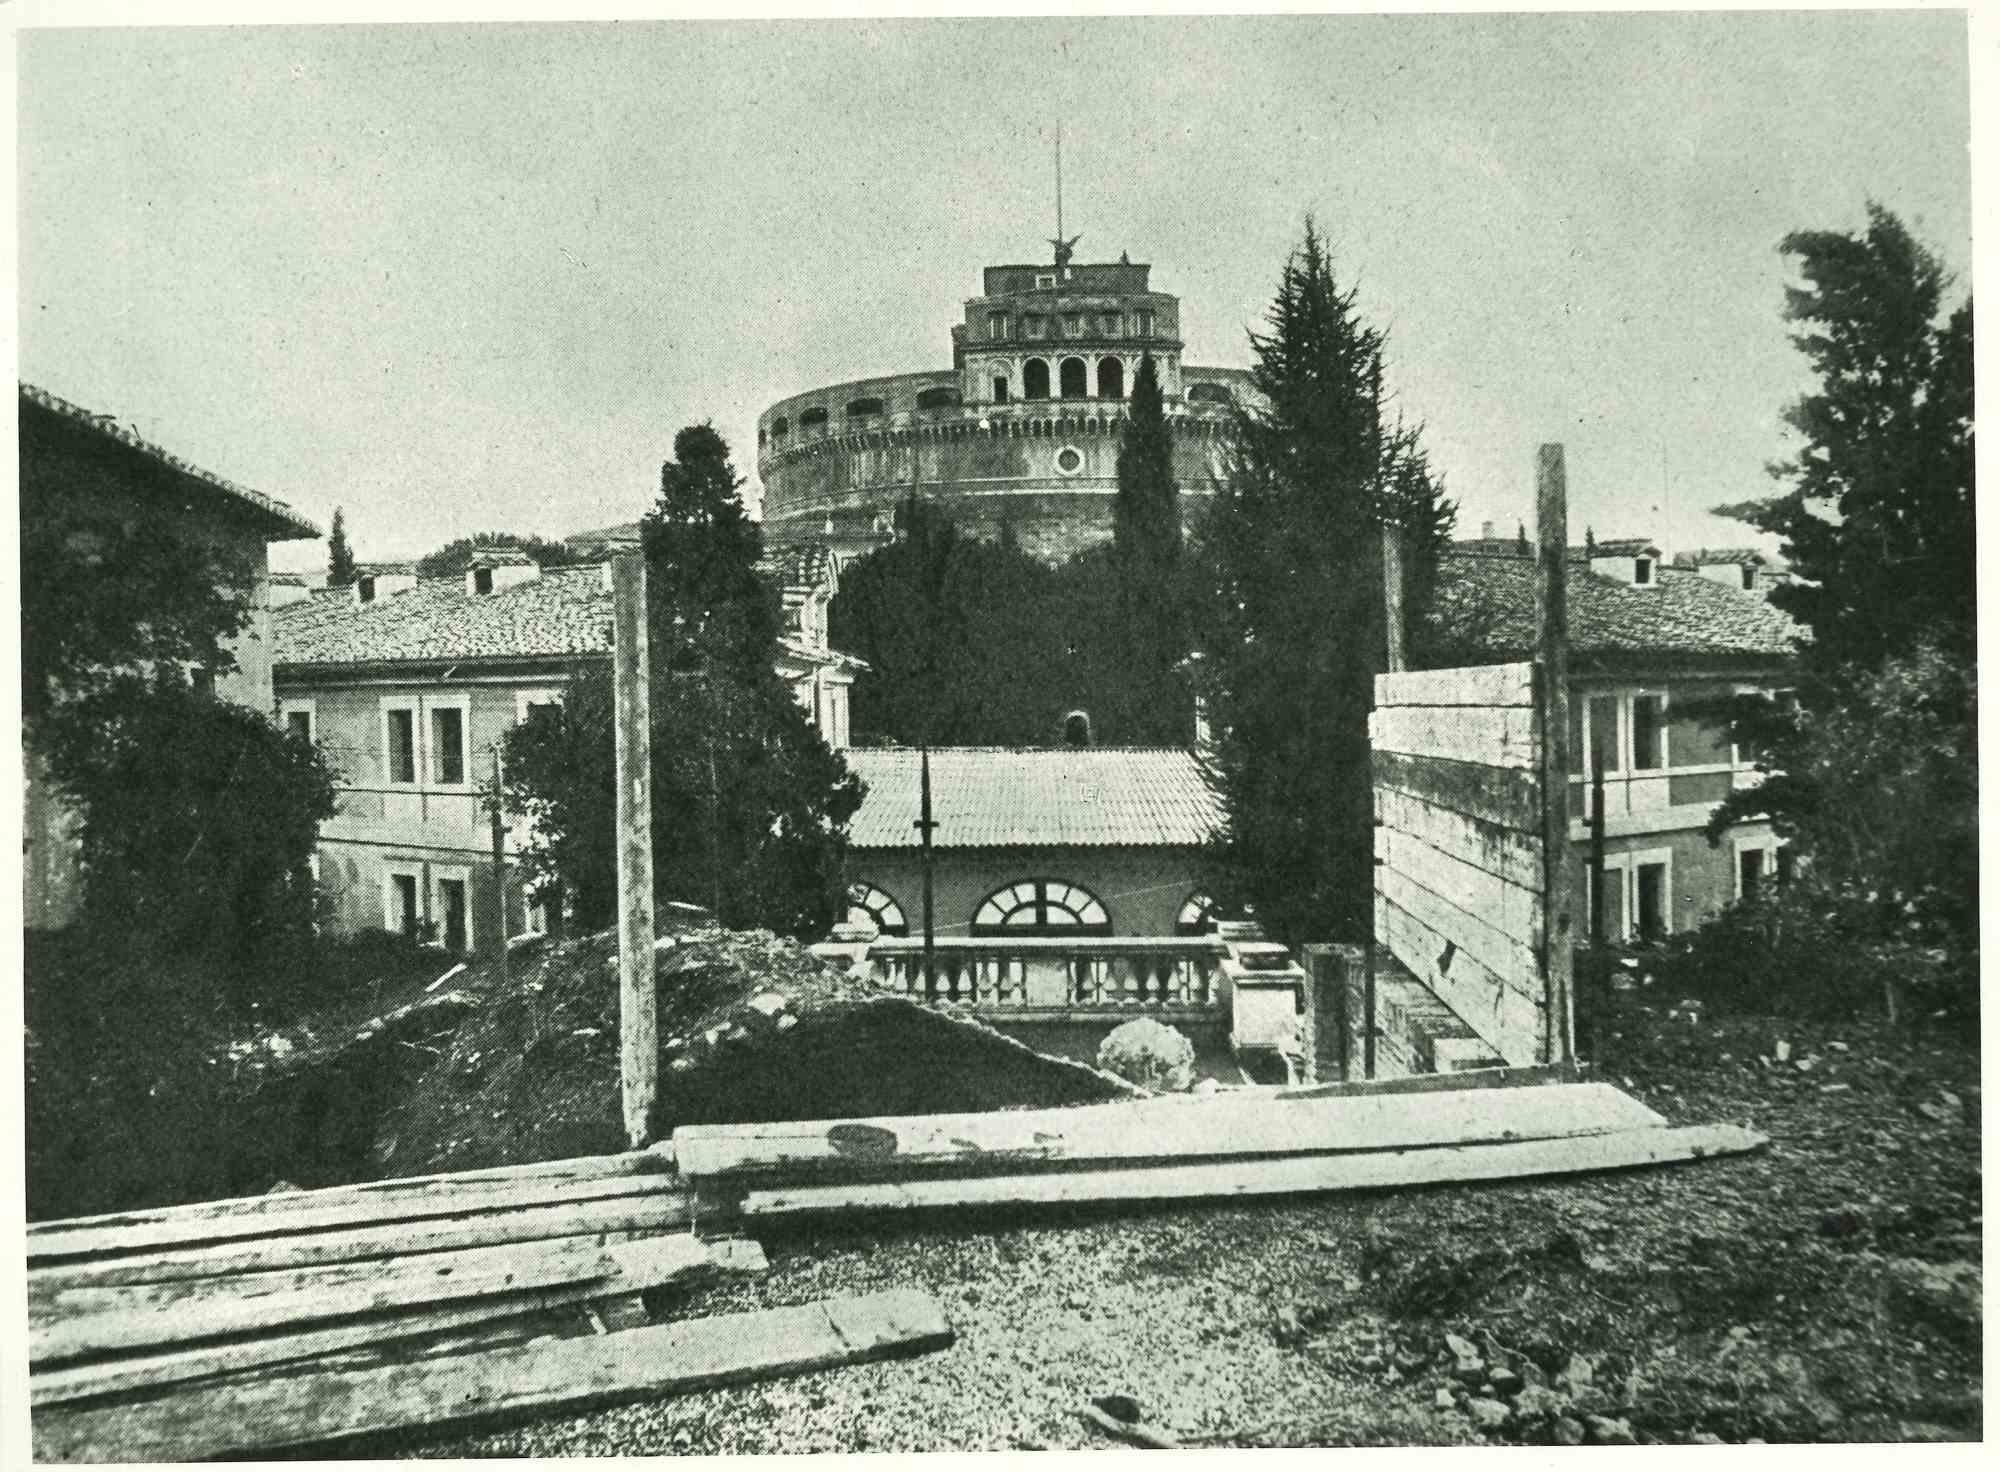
[1109, 352, 1188, 743]
[326, 506, 357, 587]
[1191, 220, 1453, 945]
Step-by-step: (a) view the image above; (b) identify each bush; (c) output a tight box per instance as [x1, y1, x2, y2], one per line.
[1581, 880, 1977, 1028]
[1096, 1017, 1197, 1092]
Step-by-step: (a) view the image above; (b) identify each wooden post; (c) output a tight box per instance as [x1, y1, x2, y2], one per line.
[917, 736, 937, 996]
[1381, 522, 1408, 674]
[1589, 764, 1608, 946]
[1533, 445, 1575, 1067]
[489, 744, 510, 990]
[612, 553, 658, 1149]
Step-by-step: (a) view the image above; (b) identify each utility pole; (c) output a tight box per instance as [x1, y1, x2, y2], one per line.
[916, 732, 938, 997]
[489, 743, 509, 992]
[611, 553, 657, 1149]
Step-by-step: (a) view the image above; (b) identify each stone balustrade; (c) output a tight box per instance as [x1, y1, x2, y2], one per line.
[819, 935, 1230, 1018]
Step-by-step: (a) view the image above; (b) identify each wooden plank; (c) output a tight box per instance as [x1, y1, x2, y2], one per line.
[1376, 891, 1541, 1068]
[1377, 826, 1544, 945]
[1375, 786, 1544, 893]
[1371, 750, 1542, 832]
[612, 551, 659, 1150]
[33, 1289, 954, 1462]
[1369, 704, 1538, 768]
[27, 1145, 676, 1242]
[1279, 1061, 1577, 1100]
[1375, 864, 1541, 994]
[28, 1171, 691, 1263]
[29, 1192, 696, 1292]
[1533, 448, 1577, 1065]
[727, 1124, 1767, 1219]
[30, 1235, 765, 1409]
[1375, 662, 1534, 711]
[671, 1083, 1664, 1182]
[32, 1227, 714, 1363]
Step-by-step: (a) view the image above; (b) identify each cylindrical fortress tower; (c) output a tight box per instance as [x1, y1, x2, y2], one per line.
[756, 252, 1258, 566]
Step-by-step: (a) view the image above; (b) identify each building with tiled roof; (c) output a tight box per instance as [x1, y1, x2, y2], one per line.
[22, 383, 321, 929]
[274, 554, 863, 954]
[1429, 539, 1801, 942]
[839, 747, 1220, 941]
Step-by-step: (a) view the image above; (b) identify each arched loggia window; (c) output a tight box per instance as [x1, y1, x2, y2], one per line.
[846, 882, 907, 937]
[1023, 358, 1051, 401]
[1097, 357, 1124, 399]
[1058, 357, 1088, 399]
[972, 879, 1111, 937]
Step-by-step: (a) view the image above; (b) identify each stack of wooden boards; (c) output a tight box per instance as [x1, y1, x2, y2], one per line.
[674, 1074, 1767, 1218]
[28, 1148, 953, 1461]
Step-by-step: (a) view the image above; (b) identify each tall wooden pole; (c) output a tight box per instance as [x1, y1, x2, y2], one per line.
[917, 735, 938, 996]
[1534, 445, 1576, 1067]
[1381, 522, 1408, 674]
[612, 553, 658, 1148]
[489, 744, 510, 991]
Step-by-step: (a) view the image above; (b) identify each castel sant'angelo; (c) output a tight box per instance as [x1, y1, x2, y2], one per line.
[756, 236, 1259, 567]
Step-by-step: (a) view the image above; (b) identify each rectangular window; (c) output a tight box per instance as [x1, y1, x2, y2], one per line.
[431, 706, 465, 786]
[1631, 694, 1667, 771]
[1587, 695, 1622, 775]
[1026, 316, 1046, 339]
[992, 376, 1010, 404]
[1739, 846, 1767, 901]
[1064, 313, 1082, 337]
[388, 872, 420, 938]
[1634, 557, 1654, 585]
[473, 566, 494, 595]
[286, 710, 312, 743]
[1035, 273, 1055, 289]
[1135, 310, 1155, 337]
[437, 876, 469, 954]
[1102, 313, 1121, 336]
[1635, 861, 1668, 939]
[987, 311, 1007, 341]
[386, 708, 417, 784]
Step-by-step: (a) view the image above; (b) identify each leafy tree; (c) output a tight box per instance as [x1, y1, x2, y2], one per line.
[327, 506, 357, 587]
[414, 530, 582, 579]
[1698, 207, 1976, 956]
[829, 493, 1072, 746]
[501, 425, 862, 939]
[1190, 220, 1454, 945]
[1716, 203, 1974, 670]
[38, 670, 336, 1001]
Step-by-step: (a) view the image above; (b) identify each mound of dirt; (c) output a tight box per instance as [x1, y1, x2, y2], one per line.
[370, 924, 1133, 1178]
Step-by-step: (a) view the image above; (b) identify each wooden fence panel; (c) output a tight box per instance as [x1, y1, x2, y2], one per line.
[1373, 660, 1549, 1067]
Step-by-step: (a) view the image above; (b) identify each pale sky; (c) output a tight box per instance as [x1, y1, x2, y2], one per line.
[17, 11, 1974, 575]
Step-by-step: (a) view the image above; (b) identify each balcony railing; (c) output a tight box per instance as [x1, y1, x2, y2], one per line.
[855, 936, 1225, 1013]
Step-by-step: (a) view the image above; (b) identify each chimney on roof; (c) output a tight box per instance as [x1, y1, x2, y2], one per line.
[465, 546, 540, 596]
[354, 564, 417, 605]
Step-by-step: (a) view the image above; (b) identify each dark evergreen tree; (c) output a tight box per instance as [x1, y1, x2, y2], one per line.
[829, 493, 1071, 746]
[1105, 352, 1190, 744]
[1190, 221, 1454, 946]
[1716, 203, 1974, 669]
[326, 507, 357, 587]
[501, 424, 862, 939]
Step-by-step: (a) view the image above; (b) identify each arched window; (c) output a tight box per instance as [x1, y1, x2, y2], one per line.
[1023, 358, 1051, 401]
[799, 406, 829, 431]
[1063, 709, 1092, 746]
[1059, 356, 1088, 399]
[1176, 892, 1216, 936]
[973, 879, 1111, 937]
[846, 397, 884, 420]
[771, 416, 790, 438]
[915, 385, 960, 412]
[1097, 357, 1124, 400]
[1187, 382, 1234, 406]
[846, 882, 907, 937]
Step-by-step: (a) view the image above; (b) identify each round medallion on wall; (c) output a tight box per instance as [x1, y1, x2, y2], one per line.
[1054, 445, 1084, 476]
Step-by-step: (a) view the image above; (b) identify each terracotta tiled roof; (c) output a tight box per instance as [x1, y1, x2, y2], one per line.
[276, 566, 611, 668]
[1671, 546, 1767, 567]
[21, 382, 320, 539]
[843, 747, 1218, 850]
[1432, 553, 1801, 662]
[766, 541, 836, 595]
[1586, 537, 1661, 559]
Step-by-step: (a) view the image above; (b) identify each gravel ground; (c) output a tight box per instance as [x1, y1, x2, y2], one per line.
[397, 993, 1980, 1455]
